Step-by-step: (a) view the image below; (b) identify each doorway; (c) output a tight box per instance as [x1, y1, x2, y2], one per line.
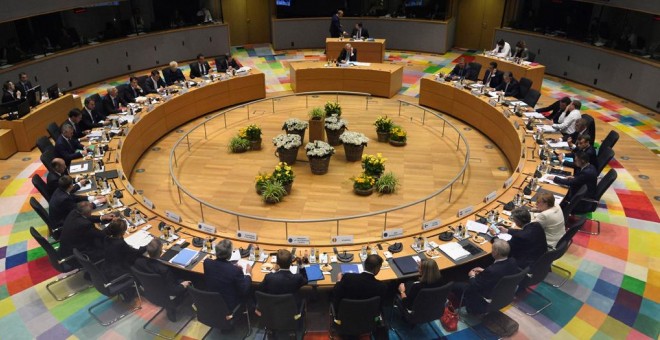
[221, 0, 271, 45]
[454, 0, 505, 50]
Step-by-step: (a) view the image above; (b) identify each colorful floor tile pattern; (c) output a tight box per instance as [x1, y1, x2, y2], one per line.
[1, 44, 658, 339]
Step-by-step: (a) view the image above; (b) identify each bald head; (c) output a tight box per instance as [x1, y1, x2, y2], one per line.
[51, 158, 66, 173]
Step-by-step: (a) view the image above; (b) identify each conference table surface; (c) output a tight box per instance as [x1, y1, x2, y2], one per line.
[325, 38, 386, 63]
[473, 54, 545, 91]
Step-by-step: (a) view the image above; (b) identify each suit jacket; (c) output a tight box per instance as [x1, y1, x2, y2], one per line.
[49, 187, 89, 227]
[46, 170, 80, 198]
[338, 48, 358, 63]
[554, 163, 598, 201]
[2, 89, 17, 103]
[54, 134, 84, 166]
[508, 222, 547, 270]
[203, 258, 251, 310]
[144, 76, 166, 94]
[351, 27, 369, 39]
[563, 145, 597, 170]
[495, 79, 520, 98]
[133, 257, 186, 297]
[80, 107, 105, 131]
[216, 58, 239, 73]
[329, 14, 343, 38]
[258, 268, 308, 305]
[448, 64, 470, 79]
[58, 209, 103, 259]
[122, 85, 145, 103]
[483, 69, 503, 88]
[15, 81, 33, 98]
[537, 100, 563, 123]
[464, 257, 519, 314]
[532, 205, 566, 248]
[61, 118, 85, 139]
[401, 280, 445, 309]
[102, 95, 126, 115]
[333, 272, 387, 314]
[101, 236, 145, 280]
[189, 61, 211, 78]
[162, 68, 186, 85]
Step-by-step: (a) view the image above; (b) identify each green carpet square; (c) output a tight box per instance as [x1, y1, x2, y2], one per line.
[0, 285, 8, 300]
[423, 65, 441, 73]
[26, 247, 46, 261]
[633, 313, 660, 339]
[621, 275, 645, 296]
[599, 316, 631, 339]
[537, 283, 583, 326]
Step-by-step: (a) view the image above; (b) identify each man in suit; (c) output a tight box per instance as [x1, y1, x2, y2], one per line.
[102, 87, 127, 115]
[257, 249, 308, 304]
[123, 76, 146, 103]
[495, 71, 520, 98]
[497, 208, 547, 270]
[203, 239, 252, 310]
[162, 61, 186, 85]
[58, 201, 113, 261]
[54, 124, 88, 166]
[46, 158, 87, 198]
[448, 58, 471, 80]
[338, 43, 357, 63]
[454, 239, 520, 314]
[333, 254, 387, 315]
[80, 97, 108, 131]
[351, 23, 369, 39]
[531, 193, 565, 248]
[2, 81, 20, 103]
[329, 9, 345, 38]
[61, 109, 87, 139]
[549, 151, 598, 212]
[134, 238, 191, 321]
[558, 134, 598, 169]
[216, 53, 240, 73]
[49, 176, 105, 228]
[536, 96, 571, 124]
[566, 118, 589, 149]
[144, 70, 166, 94]
[483, 61, 504, 88]
[552, 100, 582, 137]
[15, 72, 33, 99]
[189, 53, 211, 79]
[491, 39, 511, 58]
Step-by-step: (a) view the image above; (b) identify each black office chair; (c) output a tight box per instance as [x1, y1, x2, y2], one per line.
[40, 148, 57, 174]
[561, 184, 589, 228]
[549, 225, 581, 288]
[47, 122, 61, 141]
[523, 88, 541, 107]
[467, 62, 481, 81]
[31, 174, 51, 201]
[330, 296, 382, 339]
[188, 286, 251, 340]
[255, 291, 306, 340]
[73, 249, 142, 326]
[518, 77, 533, 100]
[130, 267, 194, 339]
[599, 130, 619, 152]
[595, 146, 614, 175]
[36, 136, 54, 153]
[581, 114, 596, 142]
[573, 169, 617, 235]
[29, 196, 61, 240]
[516, 245, 565, 315]
[215, 55, 228, 72]
[87, 93, 104, 116]
[30, 227, 90, 301]
[116, 84, 130, 99]
[391, 282, 453, 338]
[527, 51, 536, 62]
[136, 75, 149, 90]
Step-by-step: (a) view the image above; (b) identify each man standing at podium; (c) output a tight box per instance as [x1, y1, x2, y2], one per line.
[338, 43, 357, 63]
[329, 9, 345, 38]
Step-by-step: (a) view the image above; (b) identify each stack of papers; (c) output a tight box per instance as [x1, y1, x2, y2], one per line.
[497, 234, 512, 241]
[236, 259, 255, 275]
[538, 125, 557, 133]
[439, 242, 471, 261]
[170, 248, 199, 267]
[70, 163, 89, 173]
[524, 112, 545, 119]
[466, 220, 489, 234]
[125, 230, 153, 249]
[547, 140, 569, 148]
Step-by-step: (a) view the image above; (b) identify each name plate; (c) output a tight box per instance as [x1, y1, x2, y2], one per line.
[165, 210, 182, 223]
[125, 182, 135, 195]
[331, 235, 354, 244]
[454, 82, 464, 90]
[198, 222, 217, 234]
[503, 109, 511, 118]
[489, 98, 497, 107]
[118, 169, 124, 180]
[422, 219, 442, 231]
[514, 121, 520, 130]
[236, 230, 258, 242]
[483, 190, 497, 203]
[517, 162, 523, 173]
[382, 228, 404, 239]
[457, 206, 474, 218]
[117, 139, 123, 150]
[142, 196, 154, 209]
[503, 176, 514, 188]
[287, 236, 310, 245]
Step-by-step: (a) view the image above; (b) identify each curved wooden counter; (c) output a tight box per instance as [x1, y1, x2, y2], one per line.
[325, 38, 386, 63]
[473, 54, 545, 91]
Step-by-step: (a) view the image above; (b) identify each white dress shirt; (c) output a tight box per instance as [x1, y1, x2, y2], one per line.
[492, 42, 511, 58]
[553, 109, 581, 134]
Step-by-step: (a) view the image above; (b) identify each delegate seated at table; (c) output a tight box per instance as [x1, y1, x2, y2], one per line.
[338, 43, 357, 63]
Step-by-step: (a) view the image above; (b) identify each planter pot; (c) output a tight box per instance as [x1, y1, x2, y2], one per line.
[376, 131, 390, 142]
[308, 118, 325, 142]
[264, 196, 280, 204]
[389, 139, 407, 147]
[275, 146, 300, 165]
[325, 127, 345, 146]
[256, 184, 264, 195]
[283, 182, 292, 195]
[354, 186, 374, 196]
[308, 156, 331, 175]
[286, 128, 306, 144]
[249, 139, 262, 151]
[232, 147, 248, 153]
[343, 143, 365, 162]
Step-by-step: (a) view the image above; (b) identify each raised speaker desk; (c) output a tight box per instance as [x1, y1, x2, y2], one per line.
[325, 38, 386, 63]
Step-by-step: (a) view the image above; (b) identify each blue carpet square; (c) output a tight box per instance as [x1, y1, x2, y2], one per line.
[593, 279, 619, 300]
[5, 252, 27, 270]
[609, 303, 637, 327]
[586, 291, 615, 314]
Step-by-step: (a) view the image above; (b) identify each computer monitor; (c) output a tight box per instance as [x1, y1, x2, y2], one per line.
[26, 85, 41, 107]
[16, 100, 30, 118]
[47, 84, 59, 100]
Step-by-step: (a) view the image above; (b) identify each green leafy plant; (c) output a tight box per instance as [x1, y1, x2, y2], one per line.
[228, 136, 250, 153]
[351, 172, 375, 190]
[309, 107, 325, 120]
[272, 162, 295, 185]
[374, 116, 393, 133]
[389, 125, 407, 142]
[324, 101, 342, 117]
[361, 153, 386, 177]
[375, 172, 399, 194]
[254, 172, 272, 192]
[261, 180, 287, 203]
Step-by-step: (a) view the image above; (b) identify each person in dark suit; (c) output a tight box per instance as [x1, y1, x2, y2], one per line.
[512, 41, 529, 60]
[483, 62, 504, 88]
[61, 109, 87, 139]
[102, 87, 127, 115]
[257, 249, 308, 305]
[2, 81, 20, 103]
[566, 118, 589, 150]
[495, 71, 520, 98]
[203, 239, 252, 310]
[329, 9, 345, 38]
[216, 53, 240, 73]
[337, 43, 357, 63]
[536, 96, 571, 123]
[54, 124, 88, 166]
[497, 208, 547, 270]
[80, 97, 108, 131]
[49, 175, 105, 227]
[550, 151, 598, 211]
[453, 240, 520, 314]
[58, 201, 113, 260]
[101, 220, 146, 281]
[122, 76, 146, 103]
[559, 134, 597, 168]
[46, 158, 87, 198]
[351, 23, 369, 39]
[333, 254, 387, 315]
[162, 61, 186, 85]
[15, 72, 33, 99]
[144, 70, 166, 94]
[397, 259, 446, 309]
[134, 238, 191, 321]
[189, 53, 211, 79]
[447, 58, 471, 80]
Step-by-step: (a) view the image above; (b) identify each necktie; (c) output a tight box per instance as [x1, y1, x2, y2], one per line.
[358, 30, 361, 38]
[88, 110, 94, 123]
[201, 63, 206, 75]
[504, 83, 509, 94]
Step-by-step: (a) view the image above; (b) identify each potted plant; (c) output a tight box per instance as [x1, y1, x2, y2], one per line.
[351, 172, 375, 196]
[254, 172, 272, 195]
[324, 101, 342, 117]
[389, 125, 407, 146]
[240, 124, 262, 151]
[374, 116, 394, 142]
[272, 133, 302, 165]
[305, 140, 335, 175]
[272, 162, 295, 194]
[282, 118, 309, 143]
[308, 107, 326, 142]
[228, 136, 250, 153]
[362, 153, 386, 178]
[375, 171, 399, 194]
[325, 115, 348, 146]
[261, 180, 287, 204]
[340, 131, 369, 162]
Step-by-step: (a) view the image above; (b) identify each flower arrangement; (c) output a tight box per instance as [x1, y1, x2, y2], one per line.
[272, 133, 302, 150]
[254, 172, 272, 193]
[305, 140, 335, 158]
[228, 136, 250, 153]
[351, 172, 375, 190]
[389, 125, 407, 142]
[240, 124, 262, 141]
[340, 131, 369, 146]
[324, 101, 342, 117]
[282, 118, 309, 131]
[362, 153, 386, 177]
[325, 115, 348, 131]
[374, 116, 394, 133]
[309, 107, 325, 120]
[272, 162, 294, 185]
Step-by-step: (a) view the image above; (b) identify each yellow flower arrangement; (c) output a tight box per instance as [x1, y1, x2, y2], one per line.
[351, 172, 376, 190]
[272, 162, 295, 184]
[240, 124, 262, 141]
[389, 125, 407, 142]
[361, 153, 387, 177]
[374, 116, 394, 133]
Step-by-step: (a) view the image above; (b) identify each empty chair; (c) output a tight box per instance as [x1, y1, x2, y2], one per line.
[29, 196, 61, 240]
[73, 249, 142, 326]
[189, 286, 251, 340]
[255, 291, 306, 340]
[517, 77, 533, 100]
[599, 130, 619, 152]
[392, 282, 453, 338]
[30, 227, 90, 301]
[595, 146, 615, 175]
[467, 62, 482, 81]
[36, 136, 54, 153]
[523, 88, 541, 107]
[516, 245, 566, 315]
[574, 169, 617, 235]
[561, 184, 589, 228]
[527, 51, 536, 62]
[31, 174, 51, 201]
[47, 122, 61, 141]
[581, 114, 596, 142]
[330, 296, 382, 339]
[549, 225, 581, 288]
[136, 75, 149, 91]
[40, 148, 57, 174]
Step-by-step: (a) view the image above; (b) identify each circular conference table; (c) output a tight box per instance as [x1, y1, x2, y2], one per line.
[85, 68, 564, 285]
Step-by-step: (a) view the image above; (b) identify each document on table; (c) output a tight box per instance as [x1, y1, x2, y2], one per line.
[524, 112, 546, 119]
[539, 125, 557, 133]
[236, 259, 255, 275]
[70, 163, 89, 173]
[547, 140, 569, 148]
[78, 181, 92, 191]
[539, 174, 566, 185]
[467, 220, 489, 234]
[438, 242, 471, 261]
[125, 230, 153, 249]
[497, 234, 512, 241]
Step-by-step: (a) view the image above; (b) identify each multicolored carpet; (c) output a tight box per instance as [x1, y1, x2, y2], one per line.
[1, 44, 658, 339]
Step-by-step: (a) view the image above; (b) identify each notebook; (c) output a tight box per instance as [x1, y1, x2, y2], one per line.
[161, 248, 180, 262]
[170, 248, 199, 267]
[392, 256, 419, 275]
[439, 242, 471, 261]
[306, 265, 324, 281]
[340, 264, 361, 274]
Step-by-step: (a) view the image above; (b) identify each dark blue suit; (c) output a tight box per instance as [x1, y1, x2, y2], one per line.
[54, 135, 84, 166]
[483, 69, 503, 88]
[508, 222, 547, 270]
[563, 146, 597, 170]
[448, 64, 470, 79]
[333, 272, 387, 315]
[162, 68, 186, 85]
[144, 76, 166, 94]
[554, 163, 598, 201]
[329, 14, 343, 38]
[58, 209, 103, 260]
[463, 258, 520, 314]
[203, 258, 251, 310]
[258, 268, 308, 306]
[495, 78, 520, 98]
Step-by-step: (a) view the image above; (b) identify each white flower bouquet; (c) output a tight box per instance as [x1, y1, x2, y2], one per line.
[305, 140, 335, 158]
[282, 118, 309, 131]
[325, 115, 348, 131]
[339, 131, 369, 146]
[272, 133, 302, 150]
